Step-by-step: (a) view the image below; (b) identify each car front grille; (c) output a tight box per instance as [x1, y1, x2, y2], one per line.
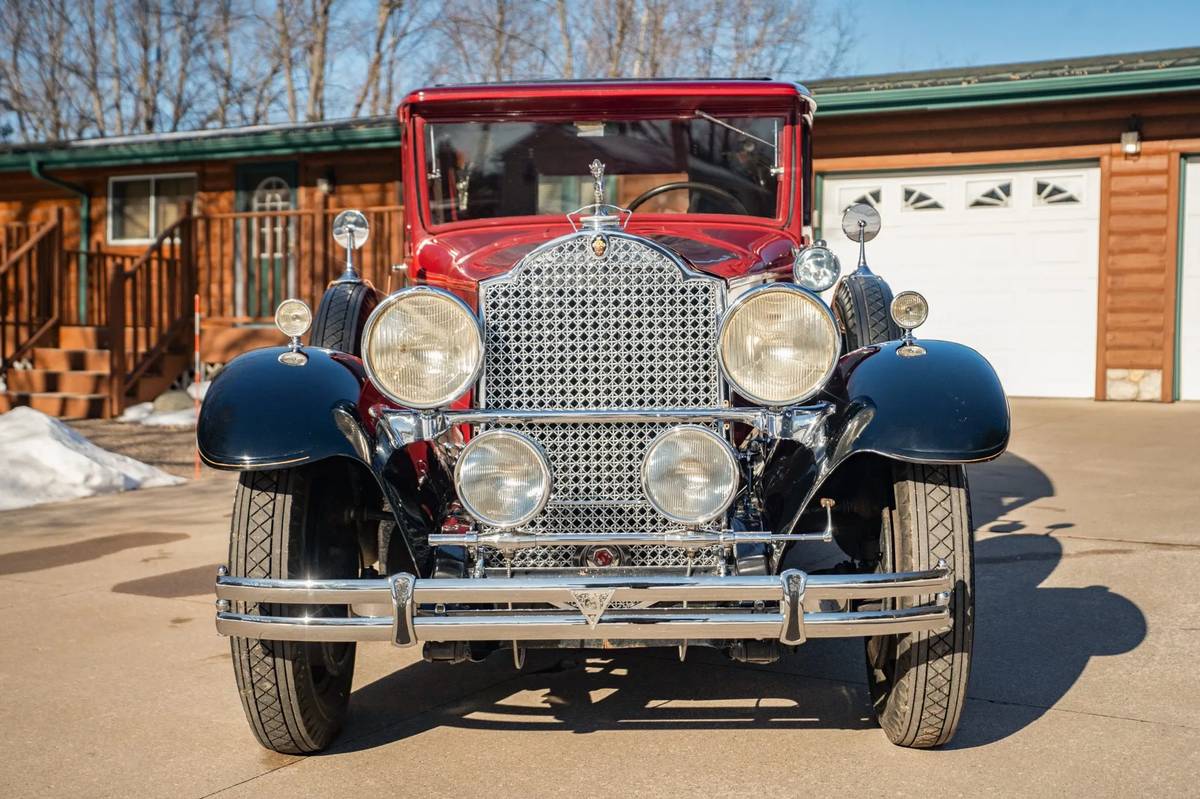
[478, 232, 724, 568]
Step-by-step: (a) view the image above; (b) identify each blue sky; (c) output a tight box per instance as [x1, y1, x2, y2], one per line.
[842, 0, 1200, 76]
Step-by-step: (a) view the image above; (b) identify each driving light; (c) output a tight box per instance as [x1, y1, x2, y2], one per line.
[718, 284, 840, 406]
[793, 243, 841, 292]
[890, 291, 929, 330]
[274, 299, 312, 338]
[642, 426, 739, 525]
[455, 430, 552, 528]
[362, 287, 483, 409]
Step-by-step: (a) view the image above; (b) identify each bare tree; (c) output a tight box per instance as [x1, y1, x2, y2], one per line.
[0, 0, 855, 144]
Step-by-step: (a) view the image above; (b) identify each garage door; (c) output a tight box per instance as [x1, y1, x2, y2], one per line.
[1179, 158, 1200, 400]
[820, 166, 1100, 398]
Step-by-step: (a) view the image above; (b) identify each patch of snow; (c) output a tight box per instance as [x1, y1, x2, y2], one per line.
[187, 381, 209, 401]
[0, 407, 184, 511]
[118, 401, 196, 428]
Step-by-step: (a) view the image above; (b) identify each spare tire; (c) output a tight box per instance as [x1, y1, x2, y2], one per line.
[311, 282, 377, 355]
[833, 274, 901, 351]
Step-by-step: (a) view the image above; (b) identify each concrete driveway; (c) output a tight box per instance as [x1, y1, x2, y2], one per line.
[1, 399, 1197, 797]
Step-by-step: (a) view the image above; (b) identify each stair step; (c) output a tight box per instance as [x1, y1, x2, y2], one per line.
[6, 369, 109, 394]
[33, 348, 111, 372]
[57, 325, 146, 350]
[0, 392, 108, 419]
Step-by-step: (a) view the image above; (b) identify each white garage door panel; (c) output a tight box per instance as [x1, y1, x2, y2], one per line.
[1182, 158, 1200, 401]
[822, 166, 1100, 398]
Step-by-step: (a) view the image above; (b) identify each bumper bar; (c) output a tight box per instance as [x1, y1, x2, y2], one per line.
[215, 566, 952, 647]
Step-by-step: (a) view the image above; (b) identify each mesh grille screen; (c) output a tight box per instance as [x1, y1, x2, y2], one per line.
[478, 233, 724, 567]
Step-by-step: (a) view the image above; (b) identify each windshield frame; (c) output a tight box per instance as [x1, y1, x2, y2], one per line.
[411, 110, 799, 234]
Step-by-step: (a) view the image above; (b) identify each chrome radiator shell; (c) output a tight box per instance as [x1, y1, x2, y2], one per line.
[477, 232, 726, 566]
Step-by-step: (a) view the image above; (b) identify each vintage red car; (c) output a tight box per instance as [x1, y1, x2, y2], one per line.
[199, 79, 1008, 753]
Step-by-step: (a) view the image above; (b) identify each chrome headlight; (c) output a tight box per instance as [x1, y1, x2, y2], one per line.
[718, 284, 840, 406]
[362, 287, 483, 409]
[455, 430, 552, 528]
[793, 242, 841, 292]
[642, 425, 739, 525]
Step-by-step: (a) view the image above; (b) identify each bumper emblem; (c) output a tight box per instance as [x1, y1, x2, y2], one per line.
[570, 588, 616, 628]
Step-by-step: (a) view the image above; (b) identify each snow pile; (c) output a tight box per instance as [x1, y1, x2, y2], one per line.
[118, 402, 196, 427]
[0, 407, 183, 511]
[117, 382, 208, 428]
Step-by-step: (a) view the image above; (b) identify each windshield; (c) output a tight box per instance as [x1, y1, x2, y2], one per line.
[423, 115, 784, 225]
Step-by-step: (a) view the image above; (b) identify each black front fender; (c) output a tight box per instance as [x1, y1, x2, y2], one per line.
[764, 339, 1009, 532]
[197, 346, 370, 470]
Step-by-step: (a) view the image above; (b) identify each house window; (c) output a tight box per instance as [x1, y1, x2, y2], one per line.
[109, 174, 197, 243]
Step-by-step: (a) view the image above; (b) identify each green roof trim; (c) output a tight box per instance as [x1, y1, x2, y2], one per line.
[0, 119, 401, 172]
[812, 63, 1200, 116]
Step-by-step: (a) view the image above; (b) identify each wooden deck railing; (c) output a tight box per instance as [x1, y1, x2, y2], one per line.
[107, 209, 195, 414]
[194, 204, 404, 323]
[0, 211, 62, 374]
[2, 221, 39, 266]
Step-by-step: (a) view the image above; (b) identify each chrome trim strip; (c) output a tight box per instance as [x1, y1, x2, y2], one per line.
[414, 612, 784, 642]
[214, 567, 951, 606]
[216, 612, 395, 642]
[428, 530, 833, 549]
[380, 403, 835, 446]
[214, 606, 950, 644]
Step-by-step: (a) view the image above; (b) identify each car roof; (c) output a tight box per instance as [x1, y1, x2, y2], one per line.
[400, 79, 813, 118]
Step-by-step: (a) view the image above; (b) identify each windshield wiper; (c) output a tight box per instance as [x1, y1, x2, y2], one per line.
[694, 110, 782, 175]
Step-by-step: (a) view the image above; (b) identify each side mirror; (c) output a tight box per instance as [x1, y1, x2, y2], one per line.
[332, 209, 370, 282]
[841, 202, 881, 274]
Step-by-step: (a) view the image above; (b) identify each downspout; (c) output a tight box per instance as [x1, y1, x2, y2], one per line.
[29, 159, 89, 322]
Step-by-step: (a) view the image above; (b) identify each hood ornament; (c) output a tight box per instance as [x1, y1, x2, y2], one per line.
[589, 159, 606, 206]
[569, 158, 630, 233]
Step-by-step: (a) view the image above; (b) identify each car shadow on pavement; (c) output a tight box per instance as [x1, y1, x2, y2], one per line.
[336, 648, 875, 753]
[950, 452, 1147, 747]
[331, 452, 1145, 752]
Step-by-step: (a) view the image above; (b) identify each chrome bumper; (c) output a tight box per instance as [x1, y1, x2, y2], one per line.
[214, 566, 952, 647]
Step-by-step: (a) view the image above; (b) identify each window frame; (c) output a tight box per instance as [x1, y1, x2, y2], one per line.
[106, 171, 198, 245]
[413, 113, 795, 233]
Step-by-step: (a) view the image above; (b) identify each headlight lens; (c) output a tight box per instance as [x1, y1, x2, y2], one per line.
[890, 290, 929, 330]
[718, 285, 840, 406]
[362, 287, 483, 409]
[274, 298, 312, 338]
[455, 430, 552, 528]
[793, 244, 841, 292]
[642, 426, 739, 525]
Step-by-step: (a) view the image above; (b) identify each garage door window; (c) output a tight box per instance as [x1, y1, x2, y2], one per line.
[848, 188, 881, 209]
[968, 180, 1012, 208]
[902, 186, 944, 211]
[1035, 179, 1081, 206]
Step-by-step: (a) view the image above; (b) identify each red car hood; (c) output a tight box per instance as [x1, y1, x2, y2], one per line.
[414, 221, 799, 289]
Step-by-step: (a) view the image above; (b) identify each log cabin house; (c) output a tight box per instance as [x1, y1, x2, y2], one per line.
[1, 47, 1198, 418]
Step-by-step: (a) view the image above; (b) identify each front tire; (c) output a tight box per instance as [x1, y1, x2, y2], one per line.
[227, 466, 361, 754]
[866, 462, 974, 748]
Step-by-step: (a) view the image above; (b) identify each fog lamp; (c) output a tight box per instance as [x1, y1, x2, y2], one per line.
[890, 291, 929, 331]
[274, 298, 312, 339]
[455, 430, 552, 529]
[641, 426, 739, 525]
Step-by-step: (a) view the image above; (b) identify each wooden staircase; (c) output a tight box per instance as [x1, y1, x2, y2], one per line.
[0, 326, 189, 418]
[1, 209, 196, 419]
